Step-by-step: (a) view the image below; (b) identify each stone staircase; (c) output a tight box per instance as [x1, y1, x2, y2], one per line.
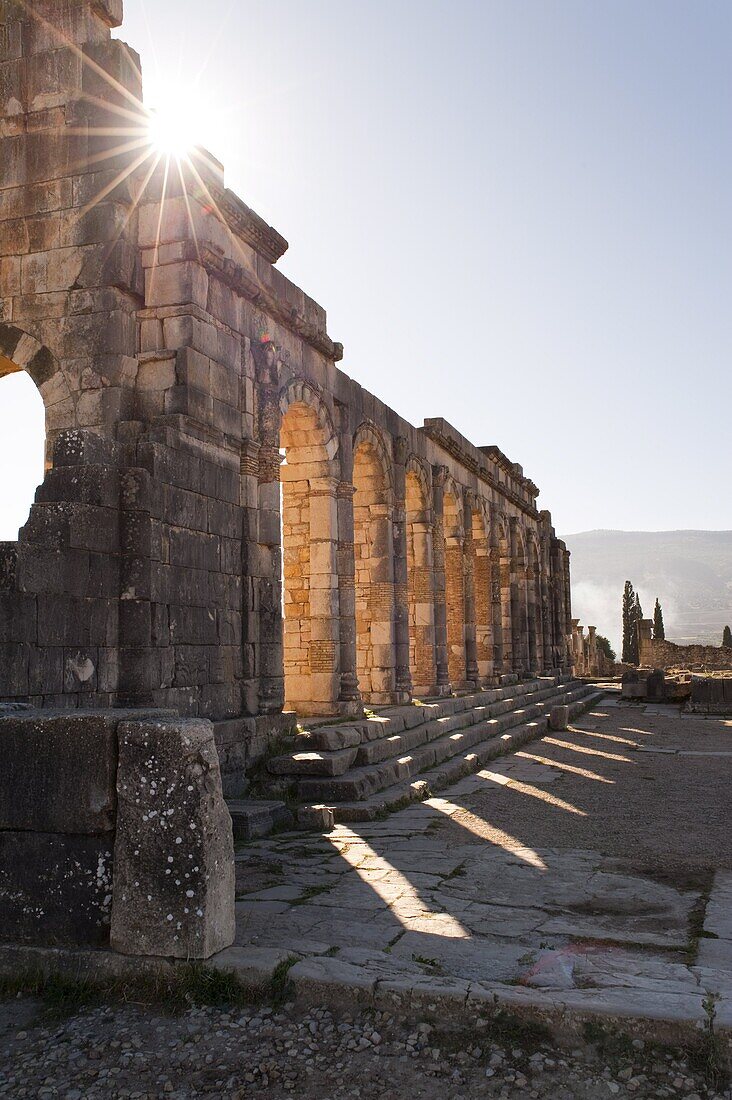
[261, 676, 605, 824]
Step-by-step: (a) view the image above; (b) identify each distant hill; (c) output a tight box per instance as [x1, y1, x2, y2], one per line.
[561, 530, 732, 655]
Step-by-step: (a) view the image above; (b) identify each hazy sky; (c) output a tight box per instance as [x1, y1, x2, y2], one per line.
[2, 0, 731, 541]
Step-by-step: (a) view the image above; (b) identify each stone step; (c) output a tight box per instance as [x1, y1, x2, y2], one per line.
[299, 677, 562, 752]
[268, 679, 579, 780]
[354, 682, 580, 768]
[295, 683, 595, 803]
[328, 689, 607, 823]
[227, 799, 294, 842]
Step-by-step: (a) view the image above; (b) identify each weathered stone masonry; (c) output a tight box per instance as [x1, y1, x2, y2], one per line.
[0, 0, 576, 957]
[0, 0, 574, 733]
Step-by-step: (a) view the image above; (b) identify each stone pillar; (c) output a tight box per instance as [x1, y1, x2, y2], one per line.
[240, 438, 261, 716]
[563, 548, 573, 671]
[540, 538, 553, 672]
[307, 475, 342, 713]
[463, 491, 480, 688]
[489, 505, 505, 676]
[588, 625, 597, 677]
[432, 465, 451, 694]
[392, 437, 412, 701]
[509, 517, 528, 675]
[253, 341, 284, 715]
[637, 618, 653, 667]
[336, 417, 362, 716]
[550, 538, 568, 672]
[526, 551, 539, 675]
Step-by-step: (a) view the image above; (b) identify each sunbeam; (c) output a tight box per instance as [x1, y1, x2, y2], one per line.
[476, 769, 587, 816]
[543, 737, 633, 763]
[327, 830, 470, 937]
[517, 751, 615, 784]
[425, 800, 548, 869]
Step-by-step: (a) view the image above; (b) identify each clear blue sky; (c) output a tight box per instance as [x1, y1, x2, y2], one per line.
[2, 0, 731, 541]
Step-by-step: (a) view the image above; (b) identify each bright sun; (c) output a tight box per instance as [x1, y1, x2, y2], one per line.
[147, 101, 196, 158]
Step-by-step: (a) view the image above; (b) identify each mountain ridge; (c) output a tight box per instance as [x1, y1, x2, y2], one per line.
[561, 529, 732, 653]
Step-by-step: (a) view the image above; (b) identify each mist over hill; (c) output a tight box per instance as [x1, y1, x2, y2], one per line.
[562, 530, 732, 655]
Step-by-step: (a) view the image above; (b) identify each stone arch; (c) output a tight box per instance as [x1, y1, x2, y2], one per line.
[442, 481, 466, 687]
[279, 382, 341, 716]
[0, 323, 74, 468]
[353, 423, 396, 703]
[352, 422, 394, 504]
[405, 455, 432, 521]
[279, 377, 339, 464]
[405, 455, 436, 694]
[470, 500, 493, 684]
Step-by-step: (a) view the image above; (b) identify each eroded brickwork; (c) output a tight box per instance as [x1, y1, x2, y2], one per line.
[0, 0, 575, 728]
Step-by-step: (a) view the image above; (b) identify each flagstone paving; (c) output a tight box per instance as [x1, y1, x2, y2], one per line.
[227, 695, 732, 1032]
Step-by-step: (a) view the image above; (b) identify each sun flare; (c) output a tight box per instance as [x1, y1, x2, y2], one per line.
[146, 102, 195, 159]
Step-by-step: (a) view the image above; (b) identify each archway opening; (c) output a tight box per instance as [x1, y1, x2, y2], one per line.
[406, 467, 436, 696]
[443, 490, 465, 687]
[0, 369, 45, 541]
[353, 436, 395, 704]
[471, 510, 492, 685]
[280, 400, 340, 717]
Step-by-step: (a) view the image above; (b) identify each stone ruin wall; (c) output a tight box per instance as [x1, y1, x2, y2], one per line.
[0, 0, 577, 959]
[638, 621, 732, 673]
[0, 0, 574, 730]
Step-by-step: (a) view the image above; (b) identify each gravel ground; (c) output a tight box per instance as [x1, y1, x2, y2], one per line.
[0, 996, 729, 1100]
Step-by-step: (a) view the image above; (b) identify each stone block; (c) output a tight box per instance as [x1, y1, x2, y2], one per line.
[111, 717, 235, 959]
[549, 705, 569, 731]
[0, 710, 118, 832]
[297, 804, 335, 833]
[0, 831, 113, 946]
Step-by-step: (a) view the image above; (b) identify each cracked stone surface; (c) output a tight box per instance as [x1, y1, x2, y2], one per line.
[233, 696, 732, 1027]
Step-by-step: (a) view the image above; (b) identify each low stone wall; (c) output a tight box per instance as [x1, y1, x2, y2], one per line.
[638, 630, 732, 672]
[0, 709, 234, 958]
[688, 676, 732, 715]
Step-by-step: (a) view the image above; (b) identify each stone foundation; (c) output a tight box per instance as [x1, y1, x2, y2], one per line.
[0, 709, 234, 956]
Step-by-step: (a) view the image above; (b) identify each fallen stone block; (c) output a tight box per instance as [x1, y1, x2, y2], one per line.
[549, 705, 569, 731]
[297, 804, 335, 833]
[111, 717, 235, 959]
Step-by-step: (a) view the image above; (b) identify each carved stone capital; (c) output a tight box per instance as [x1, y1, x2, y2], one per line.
[240, 438, 261, 478]
[337, 481, 356, 500]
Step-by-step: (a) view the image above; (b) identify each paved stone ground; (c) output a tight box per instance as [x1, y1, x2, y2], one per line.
[230, 695, 732, 1029]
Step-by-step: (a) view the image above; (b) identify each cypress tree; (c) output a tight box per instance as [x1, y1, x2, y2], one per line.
[630, 593, 643, 664]
[653, 598, 665, 641]
[621, 581, 635, 664]
[723, 625, 732, 649]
